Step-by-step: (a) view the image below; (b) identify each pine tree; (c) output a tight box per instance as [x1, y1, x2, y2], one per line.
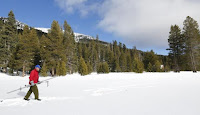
[164, 64, 170, 72]
[78, 57, 88, 76]
[147, 62, 152, 72]
[119, 52, 127, 72]
[63, 20, 77, 74]
[88, 40, 99, 71]
[82, 44, 89, 62]
[153, 60, 161, 72]
[41, 62, 48, 77]
[183, 16, 200, 72]
[132, 57, 144, 73]
[56, 61, 60, 76]
[48, 20, 66, 76]
[97, 62, 109, 73]
[16, 26, 36, 77]
[29, 29, 40, 68]
[0, 10, 17, 73]
[86, 61, 93, 74]
[112, 57, 121, 72]
[60, 61, 67, 76]
[40, 35, 51, 73]
[105, 47, 114, 71]
[102, 62, 109, 73]
[126, 52, 132, 72]
[167, 25, 184, 72]
[143, 50, 159, 70]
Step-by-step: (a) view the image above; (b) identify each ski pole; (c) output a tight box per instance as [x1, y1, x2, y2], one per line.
[6, 77, 56, 94]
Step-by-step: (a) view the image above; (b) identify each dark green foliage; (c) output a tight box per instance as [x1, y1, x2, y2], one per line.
[47, 20, 66, 76]
[132, 57, 144, 73]
[60, 61, 67, 76]
[41, 62, 48, 77]
[147, 62, 152, 72]
[86, 61, 93, 74]
[97, 62, 109, 73]
[119, 52, 127, 71]
[0, 10, 17, 73]
[143, 50, 159, 70]
[153, 60, 161, 72]
[167, 25, 184, 72]
[56, 61, 67, 76]
[78, 57, 88, 76]
[15, 26, 38, 76]
[112, 57, 121, 72]
[126, 52, 132, 72]
[63, 20, 77, 74]
[166, 16, 200, 72]
[183, 16, 200, 72]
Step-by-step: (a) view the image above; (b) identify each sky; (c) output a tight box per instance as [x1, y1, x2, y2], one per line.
[1, 0, 200, 55]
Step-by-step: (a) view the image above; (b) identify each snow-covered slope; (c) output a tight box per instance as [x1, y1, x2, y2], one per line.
[0, 17, 95, 42]
[35, 27, 95, 42]
[34, 27, 49, 33]
[0, 72, 200, 115]
[0, 17, 26, 30]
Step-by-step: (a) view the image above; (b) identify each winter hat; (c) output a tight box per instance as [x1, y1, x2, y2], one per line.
[35, 65, 41, 69]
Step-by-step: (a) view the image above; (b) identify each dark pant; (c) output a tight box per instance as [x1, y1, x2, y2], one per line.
[24, 85, 39, 99]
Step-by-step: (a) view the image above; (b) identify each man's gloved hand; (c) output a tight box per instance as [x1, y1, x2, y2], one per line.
[30, 81, 35, 86]
[37, 81, 41, 84]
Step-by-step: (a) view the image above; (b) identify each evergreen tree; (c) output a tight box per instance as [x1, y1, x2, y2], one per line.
[86, 61, 93, 74]
[56, 61, 60, 76]
[147, 62, 152, 72]
[143, 50, 159, 70]
[132, 57, 144, 73]
[153, 60, 161, 72]
[63, 20, 77, 74]
[102, 62, 109, 73]
[15, 26, 36, 77]
[0, 10, 17, 72]
[41, 62, 48, 77]
[88, 40, 99, 71]
[164, 64, 170, 72]
[119, 52, 127, 71]
[105, 47, 114, 71]
[29, 29, 40, 68]
[126, 52, 132, 72]
[112, 57, 121, 72]
[183, 16, 200, 72]
[48, 20, 66, 76]
[59, 61, 67, 76]
[167, 25, 184, 72]
[97, 62, 109, 73]
[40, 35, 51, 72]
[78, 57, 88, 76]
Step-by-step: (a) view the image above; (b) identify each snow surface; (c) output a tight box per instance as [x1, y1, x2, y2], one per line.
[0, 72, 200, 115]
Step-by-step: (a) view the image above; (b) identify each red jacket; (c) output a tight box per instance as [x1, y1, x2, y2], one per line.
[29, 69, 39, 85]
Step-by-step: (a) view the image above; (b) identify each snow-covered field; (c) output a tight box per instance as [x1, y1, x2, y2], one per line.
[0, 72, 200, 115]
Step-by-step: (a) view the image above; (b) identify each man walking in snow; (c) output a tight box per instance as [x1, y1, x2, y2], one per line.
[24, 65, 41, 101]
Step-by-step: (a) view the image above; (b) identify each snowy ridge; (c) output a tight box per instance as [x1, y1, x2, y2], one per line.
[0, 17, 26, 30]
[34, 27, 49, 33]
[35, 27, 95, 42]
[0, 17, 95, 42]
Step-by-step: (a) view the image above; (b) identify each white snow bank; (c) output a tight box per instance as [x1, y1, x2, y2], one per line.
[0, 72, 200, 115]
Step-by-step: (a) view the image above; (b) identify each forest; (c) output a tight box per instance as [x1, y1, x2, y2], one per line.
[0, 11, 199, 76]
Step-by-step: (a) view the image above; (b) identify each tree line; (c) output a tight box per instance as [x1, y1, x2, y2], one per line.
[0, 10, 178, 77]
[167, 16, 200, 72]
